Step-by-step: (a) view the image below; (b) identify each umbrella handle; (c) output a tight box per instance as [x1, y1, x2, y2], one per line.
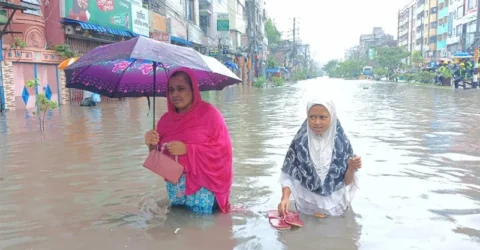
[152, 62, 169, 129]
[152, 62, 157, 129]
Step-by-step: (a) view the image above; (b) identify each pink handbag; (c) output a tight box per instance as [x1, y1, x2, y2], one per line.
[143, 144, 184, 184]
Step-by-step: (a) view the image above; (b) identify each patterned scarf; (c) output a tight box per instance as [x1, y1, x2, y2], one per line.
[281, 119, 354, 196]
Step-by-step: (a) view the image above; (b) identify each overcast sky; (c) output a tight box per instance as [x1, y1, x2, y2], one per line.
[265, 0, 412, 65]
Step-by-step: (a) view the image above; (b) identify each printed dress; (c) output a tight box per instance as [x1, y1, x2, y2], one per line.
[166, 174, 217, 214]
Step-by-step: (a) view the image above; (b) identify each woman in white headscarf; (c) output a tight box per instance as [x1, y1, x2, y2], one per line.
[278, 98, 362, 217]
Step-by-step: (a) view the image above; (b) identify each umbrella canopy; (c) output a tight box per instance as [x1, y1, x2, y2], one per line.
[64, 36, 241, 128]
[58, 57, 78, 69]
[65, 36, 241, 98]
[452, 52, 473, 58]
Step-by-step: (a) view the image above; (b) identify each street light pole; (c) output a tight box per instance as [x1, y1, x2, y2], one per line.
[473, 0, 480, 88]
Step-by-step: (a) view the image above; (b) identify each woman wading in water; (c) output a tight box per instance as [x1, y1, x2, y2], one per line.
[278, 98, 362, 217]
[144, 69, 233, 214]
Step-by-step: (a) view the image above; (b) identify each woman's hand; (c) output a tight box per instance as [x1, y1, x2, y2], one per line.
[347, 155, 362, 171]
[278, 198, 290, 217]
[166, 141, 187, 156]
[145, 129, 159, 147]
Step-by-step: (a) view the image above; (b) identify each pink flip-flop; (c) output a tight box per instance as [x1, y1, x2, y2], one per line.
[284, 212, 304, 227]
[267, 210, 304, 228]
[269, 218, 292, 230]
[267, 210, 291, 230]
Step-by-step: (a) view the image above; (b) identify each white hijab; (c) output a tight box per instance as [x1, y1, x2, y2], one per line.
[307, 98, 338, 183]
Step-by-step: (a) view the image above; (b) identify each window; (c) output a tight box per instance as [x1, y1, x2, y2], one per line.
[430, 7, 437, 14]
[468, 0, 474, 9]
[457, 6, 464, 18]
[429, 36, 437, 43]
[430, 21, 437, 28]
[456, 25, 462, 36]
[186, 0, 195, 22]
[21, 0, 42, 16]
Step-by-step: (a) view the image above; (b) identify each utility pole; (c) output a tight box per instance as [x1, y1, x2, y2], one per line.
[218, 38, 223, 61]
[292, 17, 296, 71]
[246, 0, 256, 85]
[473, 0, 480, 89]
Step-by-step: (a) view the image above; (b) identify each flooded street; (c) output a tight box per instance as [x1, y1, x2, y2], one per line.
[1, 78, 480, 250]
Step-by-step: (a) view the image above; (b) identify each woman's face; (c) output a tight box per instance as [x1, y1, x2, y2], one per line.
[308, 104, 331, 135]
[168, 73, 193, 113]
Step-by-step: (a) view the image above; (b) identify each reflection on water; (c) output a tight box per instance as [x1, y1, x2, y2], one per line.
[1, 79, 479, 250]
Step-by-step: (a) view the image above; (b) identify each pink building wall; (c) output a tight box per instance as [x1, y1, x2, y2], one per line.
[45, 0, 65, 47]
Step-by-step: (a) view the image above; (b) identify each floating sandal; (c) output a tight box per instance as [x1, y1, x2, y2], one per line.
[284, 212, 304, 227]
[269, 218, 292, 230]
[267, 210, 304, 229]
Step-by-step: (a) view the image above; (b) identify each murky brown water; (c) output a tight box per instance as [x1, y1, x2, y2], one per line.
[1, 78, 480, 250]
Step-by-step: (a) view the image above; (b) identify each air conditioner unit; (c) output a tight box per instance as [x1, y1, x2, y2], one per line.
[64, 25, 76, 35]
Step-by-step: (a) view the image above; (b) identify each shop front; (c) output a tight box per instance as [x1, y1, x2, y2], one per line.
[169, 16, 191, 47]
[60, 0, 149, 103]
[187, 23, 205, 52]
[149, 11, 170, 43]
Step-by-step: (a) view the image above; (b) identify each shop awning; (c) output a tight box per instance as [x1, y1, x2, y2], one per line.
[171, 36, 193, 47]
[62, 18, 134, 37]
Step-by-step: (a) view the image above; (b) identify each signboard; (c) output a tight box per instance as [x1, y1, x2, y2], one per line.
[131, 4, 149, 36]
[216, 13, 229, 31]
[0, 10, 7, 25]
[169, 17, 187, 39]
[64, 0, 132, 31]
[150, 11, 167, 32]
[209, 49, 218, 57]
[151, 31, 170, 43]
[187, 23, 203, 44]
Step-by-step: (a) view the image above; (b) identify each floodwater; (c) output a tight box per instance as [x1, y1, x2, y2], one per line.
[1, 78, 480, 250]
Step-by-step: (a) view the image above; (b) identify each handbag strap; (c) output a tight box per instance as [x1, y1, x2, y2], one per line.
[160, 142, 179, 162]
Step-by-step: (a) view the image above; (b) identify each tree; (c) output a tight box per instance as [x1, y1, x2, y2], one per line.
[322, 60, 339, 73]
[322, 59, 367, 79]
[265, 18, 281, 48]
[25, 78, 58, 131]
[411, 51, 424, 68]
[374, 47, 409, 75]
[267, 57, 276, 68]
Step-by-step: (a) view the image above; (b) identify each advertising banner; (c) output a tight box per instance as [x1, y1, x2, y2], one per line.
[131, 4, 149, 36]
[65, 0, 133, 31]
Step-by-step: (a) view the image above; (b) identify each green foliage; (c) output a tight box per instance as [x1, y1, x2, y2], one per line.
[373, 67, 388, 78]
[323, 59, 366, 79]
[293, 69, 308, 81]
[399, 71, 436, 84]
[374, 47, 409, 74]
[253, 76, 267, 88]
[267, 57, 276, 68]
[25, 78, 58, 131]
[271, 76, 284, 87]
[14, 37, 27, 48]
[265, 18, 282, 48]
[411, 51, 423, 68]
[53, 43, 77, 59]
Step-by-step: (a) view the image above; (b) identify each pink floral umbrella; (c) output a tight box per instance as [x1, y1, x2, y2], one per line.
[64, 36, 241, 127]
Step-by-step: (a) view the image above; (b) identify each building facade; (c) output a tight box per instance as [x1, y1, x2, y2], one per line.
[398, 1, 416, 54]
[1, 0, 264, 110]
[1, 0, 63, 111]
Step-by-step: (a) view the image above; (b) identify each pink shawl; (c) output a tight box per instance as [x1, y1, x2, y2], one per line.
[156, 68, 233, 212]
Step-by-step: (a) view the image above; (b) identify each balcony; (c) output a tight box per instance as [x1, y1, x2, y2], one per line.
[415, 32, 423, 39]
[437, 40, 446, 49]
[437, 24, 447, 34]
[446, 36, 460, 45]
[438, 7, 448, 19]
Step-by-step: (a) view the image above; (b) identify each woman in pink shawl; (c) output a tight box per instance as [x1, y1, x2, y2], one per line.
[144, 69, 233, 214]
